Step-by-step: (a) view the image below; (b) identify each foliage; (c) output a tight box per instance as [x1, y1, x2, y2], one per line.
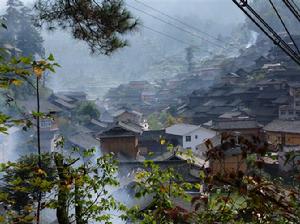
[72, 101, 100, 125]
[147, 111, 182, 130]
[124, 160, 193, 224]
[120, 134, 300, 224]
[34, 0, 139, 54]
[0, 148, 124, 224]
[0, 0, 45, 57]
[0, 153, 56, 223]
[0, 0, 47, 100]
[0, 51, 58, 133]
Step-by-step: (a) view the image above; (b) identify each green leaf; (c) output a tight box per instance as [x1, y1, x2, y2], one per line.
[20, 57, 32, 65]
[48, 53, 55, 61]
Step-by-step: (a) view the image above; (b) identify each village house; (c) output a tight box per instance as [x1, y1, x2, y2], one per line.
[165, 124, 216, 151]
[208, 146, 247, 176]
[289, 82, 300, 111]
[49, 92, 77, 113]
[220, 72, 243, 85]
[128, 80, 150, 90]
[56, 91, 87, 102]
[264, 119, 300, 146]
[279, 105, 297, 120]
[113, 108, 143, 125]
[262, 63, 286, 73]
[98, 121, 143, 160]
[141, 89, 157, 103]
[67, 132, 99, 150]
[211, 118, 262, 138]
[138, 130, 167, 157]
[85, 119, 108, 136]
[18, 98, 62, 152]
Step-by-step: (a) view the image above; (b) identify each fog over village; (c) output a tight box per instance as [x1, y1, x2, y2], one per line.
[1, 0, 300, 223]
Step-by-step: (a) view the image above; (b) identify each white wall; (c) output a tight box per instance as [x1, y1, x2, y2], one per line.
[182, 128, 216, 150]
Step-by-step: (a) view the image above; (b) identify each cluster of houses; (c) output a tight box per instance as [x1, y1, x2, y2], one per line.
[12, 33, 300, 216]
[97, 35, 300, 205]
[16, 90, 150, 155]
[103, 69, 219, 115]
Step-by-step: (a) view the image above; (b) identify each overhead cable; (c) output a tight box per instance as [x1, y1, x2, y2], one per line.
[133, 0, 238, 48]
[233, 0, 300, 66]
[268, 0, 300, 54]
[126, 3, 228, 50]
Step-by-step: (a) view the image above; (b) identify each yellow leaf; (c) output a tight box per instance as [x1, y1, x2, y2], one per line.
[33, 66, 43, 78]
[12, 79, 22, 86]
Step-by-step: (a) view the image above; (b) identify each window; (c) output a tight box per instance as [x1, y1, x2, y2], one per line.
[186, 136, 191, 142]
[195, 135, 198, 139]
[279, 111, 285, 116]
[40, 119, 52, 128]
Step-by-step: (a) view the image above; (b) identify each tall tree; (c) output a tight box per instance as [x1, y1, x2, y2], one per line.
[0, 0, 45, 57]
[34, 0, 138, 54]
[16, 7, 45, 57]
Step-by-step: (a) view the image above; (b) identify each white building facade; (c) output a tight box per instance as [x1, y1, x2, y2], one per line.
[166, 124, 216, 151]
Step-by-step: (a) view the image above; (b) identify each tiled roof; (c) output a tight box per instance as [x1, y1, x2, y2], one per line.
[54, 98, 76, 109]
[99, 121, 143, 138]
[264, 119, 300, 134]
[18, 99, 63, 113]
[118, 160, 200, 182]
[90, 119, 108, 128]
[213, 119, 261, 130]
[53, 94, 73, 102]
[68, 133, 98, 149]
[166, 124, 200, 136]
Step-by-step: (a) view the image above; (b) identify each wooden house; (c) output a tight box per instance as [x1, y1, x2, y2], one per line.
[98, 121, 143, 159]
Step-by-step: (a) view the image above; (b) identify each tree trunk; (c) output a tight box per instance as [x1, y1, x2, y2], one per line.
[54, 153, 70, 224]
[75, 177, 87, 224]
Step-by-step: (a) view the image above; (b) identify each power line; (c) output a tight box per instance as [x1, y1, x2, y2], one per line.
[126, 3, 228, 50]
[291, 0, 300, 13]
[141, 24, 212, 54]
[283, 0, 300, 22]
[141, 24, 191, 45]
[132, 0, 237, 48]
[268, 0, 300, 54]
[233, 0, 300, 66]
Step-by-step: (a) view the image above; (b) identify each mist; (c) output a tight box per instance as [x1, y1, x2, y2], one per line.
[35, 0, 246, 99]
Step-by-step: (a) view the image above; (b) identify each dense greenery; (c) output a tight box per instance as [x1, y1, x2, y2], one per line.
[72, 101, 100, 125]
[147, 111, 182, 130]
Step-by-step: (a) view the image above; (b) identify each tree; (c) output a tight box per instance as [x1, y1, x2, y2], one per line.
[73, 101, 100, 124]
[125, 160, 193, 224]
[16, 7, 45, 58]
[0, 0, 46, 100]
[34, 0, 138, 54]
[0, 148, 123, 224]
[0, 153, 56, 224]
[119, 134, 300, 224]
[0, 0, 45, 57]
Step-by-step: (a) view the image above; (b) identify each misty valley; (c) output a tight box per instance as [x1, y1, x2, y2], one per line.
[1, 0, 300, 223]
